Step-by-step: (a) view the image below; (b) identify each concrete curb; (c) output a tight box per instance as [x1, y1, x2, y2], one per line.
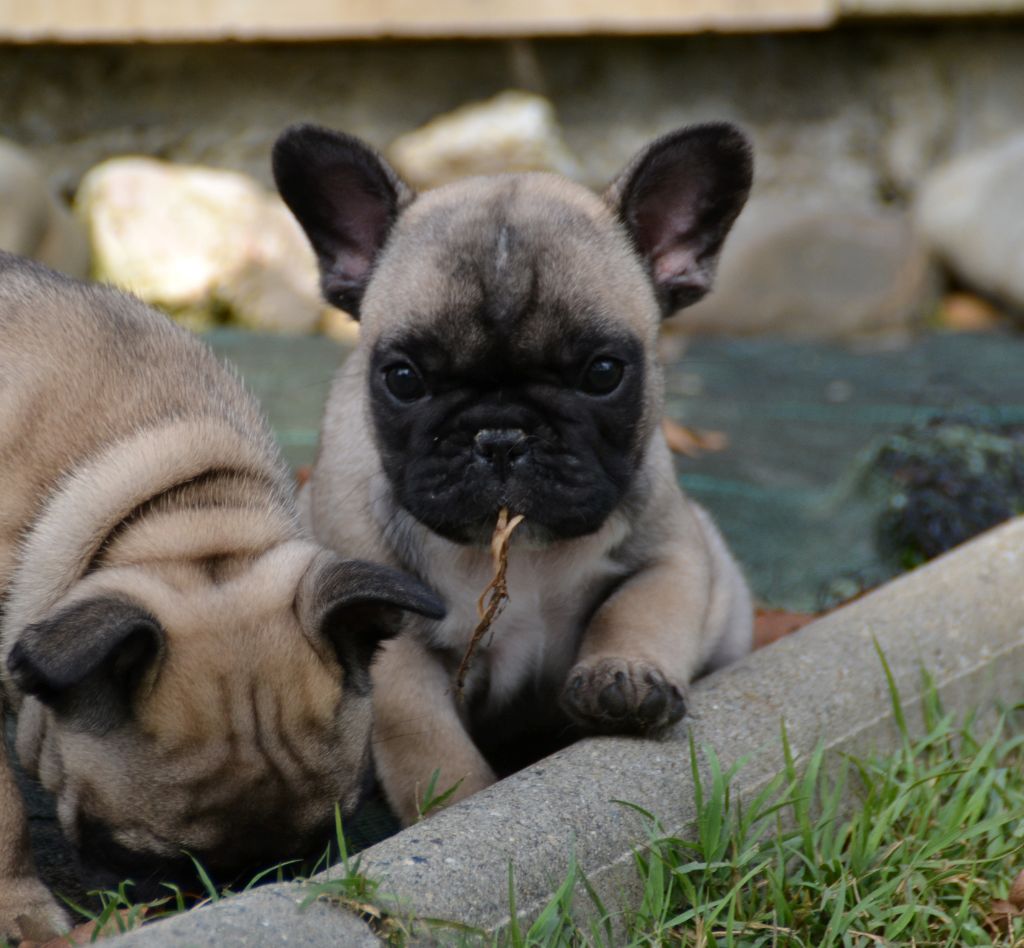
[113, 515, 1024, 945]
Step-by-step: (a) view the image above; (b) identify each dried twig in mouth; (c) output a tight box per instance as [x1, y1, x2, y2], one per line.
[453, 506, 524, 701]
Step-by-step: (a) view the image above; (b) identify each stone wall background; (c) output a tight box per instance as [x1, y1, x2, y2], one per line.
[5, 26, 1024, 336]
[2, 25, 1023, 205]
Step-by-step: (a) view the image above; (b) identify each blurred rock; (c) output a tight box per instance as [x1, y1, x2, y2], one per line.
[669, 196, 935, 339]
[321, 306, 361, 344]
[388, 91, 580, 190]
[0, 138, 89, 277]
[76, 157, 327, 332]
[222, 200, 328, 333]
[916, 136, 1024, 313]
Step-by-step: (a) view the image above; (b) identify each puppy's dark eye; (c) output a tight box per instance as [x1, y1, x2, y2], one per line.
[384, 363, 426, 402]
[581, 357, 624, 395]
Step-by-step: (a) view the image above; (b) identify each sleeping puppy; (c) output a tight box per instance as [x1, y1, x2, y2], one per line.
[274, 123, 754, 825]
[0, 252, 443, 941]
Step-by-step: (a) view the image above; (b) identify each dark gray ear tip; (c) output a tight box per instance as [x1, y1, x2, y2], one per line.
[700, 122, 755, 180]
[272, 123, 321, 163]
[273, 122, 322, 146]
[6, 605, 163, 703]
[272, 124, 380, 171]
[665, 122, 754, 174]
[617, 122, 754, 217]
[690, 120, 752, 144]
[6, 640, 42, 694]
[413, 590, 447, 622]
[672, 120, 752, 147]
[272, 125, 334, 184]
[273, 121, 352, 147]
[338, 559, 447, 621]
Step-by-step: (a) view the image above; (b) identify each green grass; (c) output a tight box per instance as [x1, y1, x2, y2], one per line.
[60, 677, 1024, 947]
[417, 767, 466, 820]
[497, 680, 1024, 947]
[57, 805, 356, 940]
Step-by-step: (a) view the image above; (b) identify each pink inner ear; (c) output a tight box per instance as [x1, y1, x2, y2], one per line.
[637, 199, 699, 268]
[653, 245, 700, 285]
[323, 169, 392, 270]
[337, 246, 372, 280]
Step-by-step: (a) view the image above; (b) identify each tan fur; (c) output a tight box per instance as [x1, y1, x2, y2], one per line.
[0, 253, 405, 939]
[303, 172, 753, 825]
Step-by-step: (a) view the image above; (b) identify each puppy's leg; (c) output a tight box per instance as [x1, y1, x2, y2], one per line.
[561, 508, 752, 734]
[372, 635, 496, 825]
[0, 707, 70, 943]
[688, 504, 755, 674]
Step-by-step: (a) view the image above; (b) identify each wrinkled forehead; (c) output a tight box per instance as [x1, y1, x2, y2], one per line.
[361, 174, 659, 355]
[139, 626, 342, 741]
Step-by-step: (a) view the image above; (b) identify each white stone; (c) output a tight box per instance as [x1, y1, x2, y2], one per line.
[320, 306, 361, 345]
[916, 135, 1024, 310]
[387, 91, 580, 190]
[76, 157, 328, 332]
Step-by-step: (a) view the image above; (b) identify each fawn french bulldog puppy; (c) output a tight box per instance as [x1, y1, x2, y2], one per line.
[0, 252, 443, 940]
[274, 122, 754, 825]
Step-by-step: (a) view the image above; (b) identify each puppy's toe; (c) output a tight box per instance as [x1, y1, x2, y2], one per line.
[597, 671, 629, 717]
[561, 658, 687, 734]
[0, 878, 71, 944]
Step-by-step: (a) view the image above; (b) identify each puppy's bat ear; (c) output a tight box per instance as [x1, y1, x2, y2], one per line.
[296, 553, 445, 694]
[272, 124, 414, 318]
[7, 597, 164, 733]
[606, 123, 753, 316]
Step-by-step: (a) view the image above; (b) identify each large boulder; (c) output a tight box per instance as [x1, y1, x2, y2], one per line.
[0, 138, 90, 278]
[916, 136, 1024, 313]
[388, 91, 580, 190]
[76, 157, 328, 333]
[670, 196, 935, 339]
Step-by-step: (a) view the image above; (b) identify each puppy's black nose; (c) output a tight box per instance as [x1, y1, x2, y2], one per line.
[473, 428, 528, 479]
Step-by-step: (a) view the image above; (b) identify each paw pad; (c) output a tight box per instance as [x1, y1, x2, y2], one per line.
[560, 658, 687, 734]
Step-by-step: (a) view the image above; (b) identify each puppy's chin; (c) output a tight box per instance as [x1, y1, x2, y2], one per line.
[392, 465, 627, 547]
[73, 811, 338, 899]
[425, 512, 558, 549]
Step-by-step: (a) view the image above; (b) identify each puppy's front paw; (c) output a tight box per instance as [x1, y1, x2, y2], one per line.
[561, 658, 687, 734]
[0, 877, 71, 944]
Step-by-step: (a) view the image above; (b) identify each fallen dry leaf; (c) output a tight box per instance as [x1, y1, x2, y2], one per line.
[936, 292, 1005, 332]
[753, 609, 819, 649]
[662, 418, 729, 457]
[1009, 867, 1024, 909]
[19, 908, 147, 947]
[454, 507, 524, 700]
[983, 899, 1022, 938]
[981, 869, 1024, 937]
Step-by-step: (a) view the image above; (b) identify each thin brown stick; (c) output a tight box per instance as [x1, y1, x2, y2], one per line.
[453, 507, 524, 701]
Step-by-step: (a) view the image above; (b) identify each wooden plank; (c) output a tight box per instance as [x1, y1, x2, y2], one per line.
[0, 0, 836, 41]
[842, 0, 1024, 12]
[5, 0, 1022, 42]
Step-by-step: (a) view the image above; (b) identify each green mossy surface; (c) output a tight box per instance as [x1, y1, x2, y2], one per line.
[205, 328, 1024, 611]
